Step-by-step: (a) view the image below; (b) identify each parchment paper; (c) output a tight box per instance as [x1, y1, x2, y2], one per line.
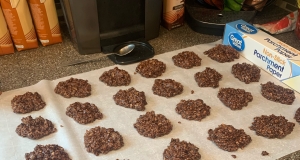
[1, 40, 299, 160]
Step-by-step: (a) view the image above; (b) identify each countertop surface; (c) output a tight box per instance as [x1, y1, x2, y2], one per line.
[0, 3, 300, 159]
[1, 4, 300, 92]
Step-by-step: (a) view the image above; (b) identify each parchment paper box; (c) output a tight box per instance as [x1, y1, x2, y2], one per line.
[223, 19, 300, 93]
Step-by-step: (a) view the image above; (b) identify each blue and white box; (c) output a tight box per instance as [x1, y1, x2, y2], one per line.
[223, 19, 300, 93]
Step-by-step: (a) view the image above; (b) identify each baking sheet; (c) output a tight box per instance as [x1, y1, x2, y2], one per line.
[1, 40, 299, 160]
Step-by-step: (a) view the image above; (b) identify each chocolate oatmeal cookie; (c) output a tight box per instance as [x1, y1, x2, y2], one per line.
[208, 124, 252, 152]
[99, 67, 131, 86]
[204, 44, 239, 63]
[11, 92, 46, 114]
[25, 144, 71, 160]
[152, 79, 183, 98]
[135, 59, 166, 78]
[295, 107, 300, 123]
[134, 111, 172, 138]
[249, 114, 295, 139]
[163, 138, 201, 160]
[66, 102, 103, 124]
[113, 87, 147, 111]
[54, 77, 91, 98]
[84, 126, 124, 156]
[16, 116, 57, 139]
[217, 88, 253, 110]
[176, 99, 211, 121]
[261, 82, 295, 105]
[194, 67, 222, 88]
[232, 63, 261, 84]
[172, 51, 202, 69]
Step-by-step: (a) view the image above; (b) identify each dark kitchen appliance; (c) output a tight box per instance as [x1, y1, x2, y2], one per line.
[60, 0, 161, 64]
[185, 0, 293, 36]
[185, 0, 257, 36]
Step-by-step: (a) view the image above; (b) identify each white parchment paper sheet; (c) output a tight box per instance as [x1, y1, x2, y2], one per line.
[1, 40, 299, 160]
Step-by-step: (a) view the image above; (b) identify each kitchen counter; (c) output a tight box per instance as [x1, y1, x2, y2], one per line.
[0, 23, 221, 92]
[1, 4, 300, 92]
[0, 4, 300, 159]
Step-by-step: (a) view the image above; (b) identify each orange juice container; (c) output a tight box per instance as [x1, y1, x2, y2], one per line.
[0, 6, 14, 55]
[0, 0, 38, 51]
[28, 0, 62, 46]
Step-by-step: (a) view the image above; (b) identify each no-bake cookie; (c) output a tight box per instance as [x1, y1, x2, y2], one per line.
[11, 92, 46, 114]
[113, 87, 147, 111]
[232, 63, 261, 84]
[99, 67, 131, 86]
[261, 81, 295, 105]
[152, 79, 183, 98]
[135, 59, 166, 78]
[163, 138, 201, 160]
[217, 88, 253, 110]
[176, 99, 210, 121]
[16, 116, 57, 139]
[249, 114, 295, 139]
[204, 44, 239, 63]
[134, 111, 172, 138]
[84, 126, 124, 156]
[66, 102, 103, 124]
[208, 124, 252, 152]
[194, 67, 222, 88]
[54, 77, 91, 98]
[172, 51, 202, 69]
[25, 144, 71, 160]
